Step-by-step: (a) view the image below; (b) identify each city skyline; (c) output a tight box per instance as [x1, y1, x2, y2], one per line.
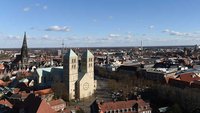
[1, 0, 200, 48]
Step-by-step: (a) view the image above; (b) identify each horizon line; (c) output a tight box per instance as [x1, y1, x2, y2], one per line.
[0, 44, 196, 49]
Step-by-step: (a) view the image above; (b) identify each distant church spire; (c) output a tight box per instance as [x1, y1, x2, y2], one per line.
[21, 32, 28, 69]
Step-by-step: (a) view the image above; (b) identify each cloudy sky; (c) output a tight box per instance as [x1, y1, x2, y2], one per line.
[1, 0, 200, 48]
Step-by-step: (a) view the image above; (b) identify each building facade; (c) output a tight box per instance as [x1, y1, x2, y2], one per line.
[63, 49, 97, 100]
[35, 49, 97, 100]
[90, 98, 152, 113]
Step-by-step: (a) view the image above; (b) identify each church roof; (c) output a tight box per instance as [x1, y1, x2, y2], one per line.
[36, 67, 52, 78]
[77, 72, 85, 82]
[64, 49, 77, 58]
[82, 49, 94, 58]
[36, 67, 63, 78]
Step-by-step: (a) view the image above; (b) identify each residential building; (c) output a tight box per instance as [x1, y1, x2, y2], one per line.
[91, 98, 152, 113]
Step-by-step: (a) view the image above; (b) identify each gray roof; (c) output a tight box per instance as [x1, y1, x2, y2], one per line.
[36, 67, 52, 77]
[36, 66, 63, 77]
[64, 49, 77, 58]
[82, 49, 94, 58]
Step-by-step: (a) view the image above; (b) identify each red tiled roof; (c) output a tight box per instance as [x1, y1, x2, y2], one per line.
[0, 80, 10, 86]
[0, 80, 5, 86]
[37, 100, 56, 113]
[34, 88, 53, 95]
[0, 99, 13, 108]
[48, 99, 66, 106]
[98, 99, 150, 112]
[178, 72, 200, 83]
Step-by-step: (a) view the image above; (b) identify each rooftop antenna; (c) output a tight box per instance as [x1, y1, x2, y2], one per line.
[141, 40, 143, 57]
[62, 39, 64, 55]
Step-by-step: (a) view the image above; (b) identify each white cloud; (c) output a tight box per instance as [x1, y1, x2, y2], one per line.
[109, 34, 120, 37]
[125, 35, 132, 40]
[163, 29, 194, 37]
[149, 25, 154, 29]
[45, 26, 70, 32]
[163, 29, 170, 33]
[42, 35, 49, 39]
[7, 35, 21, 40]
[23, 7, 30, 12]
[43, 5, 48, 10]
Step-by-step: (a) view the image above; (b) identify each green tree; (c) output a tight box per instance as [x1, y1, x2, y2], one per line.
[52, 82, 69, 101]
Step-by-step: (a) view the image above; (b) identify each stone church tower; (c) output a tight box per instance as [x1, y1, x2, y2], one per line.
[63, 49, 78, 100]
[78, 49, 95, 98]
[21, 32, 28, 69]
[62, 49, 96, 100]
[81, 49, 94, 73]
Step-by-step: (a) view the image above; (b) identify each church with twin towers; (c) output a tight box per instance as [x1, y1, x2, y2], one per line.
[63, 49, 97, 100]
[24, 31, 98, 100]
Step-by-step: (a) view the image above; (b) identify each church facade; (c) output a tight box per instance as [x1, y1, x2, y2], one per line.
[64, 49, 97, 100]
[35, 49, 97, 100]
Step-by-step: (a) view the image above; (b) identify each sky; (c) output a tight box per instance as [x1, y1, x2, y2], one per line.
[1, 0, 200, 48]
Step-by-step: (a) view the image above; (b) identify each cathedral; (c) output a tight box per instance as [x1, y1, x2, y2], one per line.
[35, 49, 97, 100]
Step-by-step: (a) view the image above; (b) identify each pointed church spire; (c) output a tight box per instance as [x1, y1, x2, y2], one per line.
[21, 32, 28, 69]
[21, 32, 28, 57]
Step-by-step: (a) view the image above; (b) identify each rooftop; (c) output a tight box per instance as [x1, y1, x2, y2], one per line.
[82, 49, 94, 58]
[97, 99, 151, 112]
[64, 49, 77, 58]
[48, 99, 66, 106]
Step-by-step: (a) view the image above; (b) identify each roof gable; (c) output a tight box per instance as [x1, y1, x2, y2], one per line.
[64, 49, 77, 58]
[82, 49, 94, 58]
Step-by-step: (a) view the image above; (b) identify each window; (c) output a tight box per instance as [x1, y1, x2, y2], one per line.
[72, 59, 76, 63]
[89, 58, 93, 62]
[71, 65, 76, 69]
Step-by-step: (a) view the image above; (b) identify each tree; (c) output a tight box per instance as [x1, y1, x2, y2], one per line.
[52, 82, 69, 101]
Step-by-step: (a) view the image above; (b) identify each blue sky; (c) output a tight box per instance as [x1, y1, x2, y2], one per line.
[1, 0, 200, 48]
